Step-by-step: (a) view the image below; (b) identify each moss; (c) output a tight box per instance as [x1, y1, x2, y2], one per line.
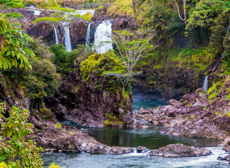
[207, 84, 217, 94]
[227, 112, 230, 117]
[209, 92, 217, 100]
[33, 17, 66, 24]
[104, 119, 111, 125]
[227, 94, 230, 99]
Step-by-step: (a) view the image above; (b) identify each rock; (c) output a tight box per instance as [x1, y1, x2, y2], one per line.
[148, 144, 212, 157]
[153, 110, 161, 114]
[167, 99, 182, 107]
[165, 105, 178, 117]
[217, 154, 230, 163]
[137, 146, 146, 153]
[192, 101, 208, 107]
[170, 118, 186, 127]
[225, 80, 230, 87]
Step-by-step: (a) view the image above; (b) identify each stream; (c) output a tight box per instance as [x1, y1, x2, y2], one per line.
[42, 93, 230, 168]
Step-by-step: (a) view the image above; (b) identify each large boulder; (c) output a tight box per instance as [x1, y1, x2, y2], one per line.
[148, 144, 211, 157]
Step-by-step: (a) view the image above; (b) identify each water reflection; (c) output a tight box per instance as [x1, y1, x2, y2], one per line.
[60, 120, 221, 149]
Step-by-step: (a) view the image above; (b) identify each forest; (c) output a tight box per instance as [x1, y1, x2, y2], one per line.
[0, 0, 230, 167]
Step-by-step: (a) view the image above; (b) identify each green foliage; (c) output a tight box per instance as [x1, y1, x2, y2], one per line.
[227, 94, 230, 99]
[20, 58, 61, 100]
[0, 13, 34, 70]
[33, 17, 65, 24]
[81, 52, 125, 81]
[108, 0, 134, 16]
[122, 90, 129, 100]
[209, 92, 217, 100]
[153, 64, 163, 70]
[3, 39, 60, 102]
[0, 103, 43, 167]
[5, 12, 24, 19]
[50, 44, 85, 74]
[0, 0, 25, 9]
[207, 84, 217, 94]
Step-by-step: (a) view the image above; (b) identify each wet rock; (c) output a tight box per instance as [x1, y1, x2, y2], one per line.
[137, 146, 146, 153]
[148, 144, 212, 157]
[217, 155, 230, 163]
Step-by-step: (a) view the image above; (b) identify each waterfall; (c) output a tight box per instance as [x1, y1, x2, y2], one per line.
[85, 23, 91, 50]
[64, 26, 72, 52]
[93, 21, 113, 54]
[203, 76, 208, 92]
[53, 26, 59, 44]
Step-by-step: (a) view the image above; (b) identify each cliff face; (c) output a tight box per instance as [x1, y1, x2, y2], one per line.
[133, 63, 205, 100]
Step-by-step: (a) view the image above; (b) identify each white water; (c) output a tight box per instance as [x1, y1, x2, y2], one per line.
[171, 147, 228, 167]
[93, 21, 113, 54]
[64, 26, 72, 52]
[85, 23, 91, 50]
[33, 10, 42, 16]
[203, 76, 208, 92]
[53, 26, 59, 44]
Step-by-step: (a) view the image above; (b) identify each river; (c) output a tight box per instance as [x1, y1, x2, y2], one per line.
[42, 93, 230, 168]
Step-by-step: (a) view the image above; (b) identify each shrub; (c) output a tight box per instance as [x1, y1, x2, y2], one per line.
[50, 44, 85, 74]
[0, 103, 43, 167]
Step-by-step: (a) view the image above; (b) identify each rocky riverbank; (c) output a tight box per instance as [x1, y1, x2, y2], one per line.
[134, 80, 230, 150]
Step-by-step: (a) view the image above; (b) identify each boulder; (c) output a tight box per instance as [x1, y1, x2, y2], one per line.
[165, 105, 178, 117]
[148, 144, 212, 157]
[167, 99, 182, 107]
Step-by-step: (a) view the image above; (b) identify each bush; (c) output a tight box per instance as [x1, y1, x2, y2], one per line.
[0, 0, 25, 9]
[50, 44, 85, 74]
[0, 103, 43, 167]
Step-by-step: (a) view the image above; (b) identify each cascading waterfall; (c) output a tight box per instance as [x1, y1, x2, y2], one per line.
[93, 21, 113, 54]
[85, 23, 91, 50]
[64, 26, 72, 52]
[203, 76, 208, 92]
[53, 26, 59, 44]
[33, 10, 42, 15]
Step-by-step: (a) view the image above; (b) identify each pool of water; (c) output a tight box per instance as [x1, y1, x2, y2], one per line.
[58, 120, 221, 150]
[43, 93, 229, 168]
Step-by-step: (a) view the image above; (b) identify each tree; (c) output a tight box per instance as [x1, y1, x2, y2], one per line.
[173, 0, 187, 24]
[105, 30, 155, 91]
[0, 103, 43, 167]
[0, 13, 34, 70]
